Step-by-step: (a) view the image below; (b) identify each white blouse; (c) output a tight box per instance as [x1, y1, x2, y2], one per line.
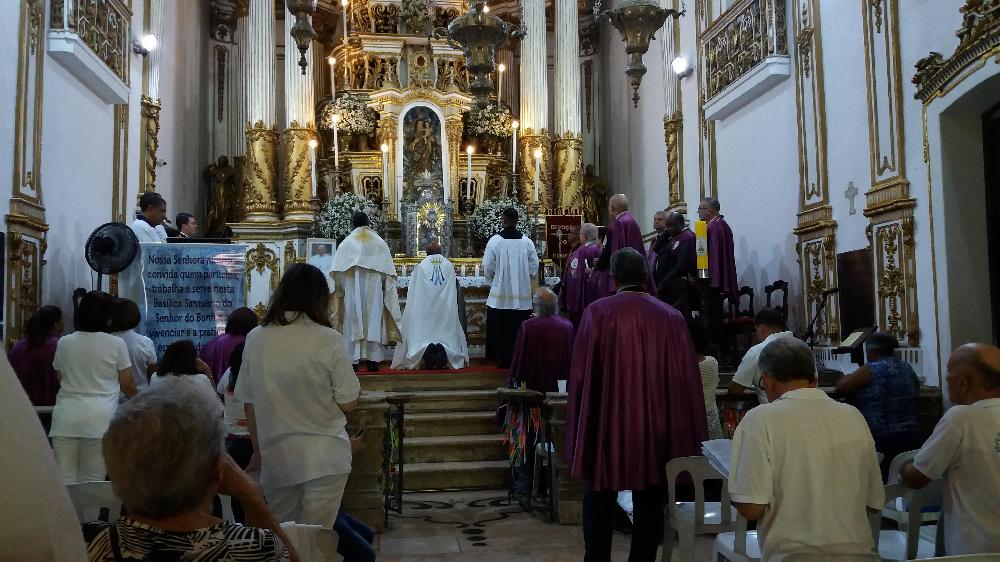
[49, 332, 131, 439]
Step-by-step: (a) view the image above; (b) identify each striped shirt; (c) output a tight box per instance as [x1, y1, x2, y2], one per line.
[83, 517, 288, 561]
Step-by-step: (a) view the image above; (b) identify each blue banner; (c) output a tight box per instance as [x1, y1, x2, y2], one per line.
[139, 243, 247, 357]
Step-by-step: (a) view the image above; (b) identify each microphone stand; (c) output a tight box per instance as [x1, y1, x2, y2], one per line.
[802, 291, 833, 350]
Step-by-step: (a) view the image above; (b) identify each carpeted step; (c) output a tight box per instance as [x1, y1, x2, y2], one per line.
[403, 434, 506, 464]
[404, 460, 511, 491]
[405, 411, 500, 438]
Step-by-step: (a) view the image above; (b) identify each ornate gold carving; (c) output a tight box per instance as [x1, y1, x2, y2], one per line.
[796, 3, 815, 79]
[140, 95, 161, 194]
[215, 46, 227, 123]
[244, 242, 280, 308]
[799, 228, 839, 344]
[583, 59, 594, 133]
[281, 123, 319, 221]
[244, 121, 279, 220]
[284, 241, 296, 272]
[793, 0, 829, 215]
[553, 134, 584, 210]
[663, 113, 683, 207]
[518, 128, 552, 208]
[50, 0, 131, 85]
[5, 230, 45, 348]
[112, 104, 129, 222]
[703, 0, 788, 100]
[446, 116, 465, 205]
[913, 0, 1000, 102]
[14, 0, 46, 204]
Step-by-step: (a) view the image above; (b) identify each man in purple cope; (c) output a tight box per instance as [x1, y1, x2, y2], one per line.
[559, 223, 603, 327]
[509, 288, 575, 393]
[592, 194, 654, 298]
[566, 247, 708, 562]
[699, 197, 739, 347]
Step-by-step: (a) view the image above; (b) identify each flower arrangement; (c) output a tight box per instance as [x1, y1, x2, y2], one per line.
[464, 105, 514, 140]
[468, 197, 530, 242]
[320, 95, 379, 136]
[318, 192, 386, 241]
[400, 0, 431, 33]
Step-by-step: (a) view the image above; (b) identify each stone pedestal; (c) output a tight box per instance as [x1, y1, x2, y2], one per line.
[344, 392, 389, 532]
[228, 222, 314, 316]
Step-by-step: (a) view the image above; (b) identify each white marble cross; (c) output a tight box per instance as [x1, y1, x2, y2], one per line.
[845, 181, 859, 215]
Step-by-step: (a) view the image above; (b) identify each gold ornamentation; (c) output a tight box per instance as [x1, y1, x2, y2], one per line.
[50, 0, 131, 85]
[703, 0, 788, 100]
[663, 113, 683, 207]
[282, 123, 318, 220]
[518, 128, 552, 208]
[244, 121, 279, 219]
[253, 302, 267, 318]
[284, 241, 296, 272]
[793, 0, 829, 215]
[913, 0, 1000, 101]
[140, 95, 161, 194]
[417, 200, 446, 230]
[799, 229, 839, 344]
[862, 0, 907, 200]
[876, 223, 903, 336]
[583, 59, 594, 133]
[215, 46, 227, 123]
[446, 117, 465, 204]
[553, 134, 584, 210]
[244, 243, 280, 309]
[112, 104, 129, 222]
[14, 0, 46, 204]
[796, 1, 815, 79]
[5, 230, 46, 348]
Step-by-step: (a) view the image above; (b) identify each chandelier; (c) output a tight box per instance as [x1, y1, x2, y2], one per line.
[286, 0, 318, 75]
[595, 0, 683, 107]
[434, 0, 524, 108]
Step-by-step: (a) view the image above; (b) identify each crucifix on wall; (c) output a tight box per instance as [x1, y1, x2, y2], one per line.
[845, 181, 859, 215]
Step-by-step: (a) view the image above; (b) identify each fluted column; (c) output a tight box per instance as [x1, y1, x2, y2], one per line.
[660, 0, 683, 211]
[554, 0, 583, 210]
[244, 0, 279, 221]
[140, 0, 165, 195]
[282, 7, 319, 222]
[497, 48, 517, 111]
[519, 0, 550, 207]
[378, 114, 399, 221]
[229, 19, 247, 160]
[446, 116, 464, 209]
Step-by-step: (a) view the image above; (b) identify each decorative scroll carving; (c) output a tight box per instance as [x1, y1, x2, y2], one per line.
[703, 0, 788, 100]
[283, 241, 296, 273]
[244, 121, 279, 219]
[553, 133, 584, 210]
[139, 96, 161, 194]
[216, 46, 227, 123]
[913, 1, 1000, 101]
[360, 176, 385, 206]
[583, 59, 594, 133]
[372, 3, 399, 33]
[244, 243, 280, 310]
[433, 7, 461, 29]
[798, 231, 839, 344]
[664, 113, 682, 207]
[436, 58, 468, 93]
[793, 0, 829, 215]
[282, 122, 318, 220]
[50, 0, 131, 85]
[518, 128, 552, 207]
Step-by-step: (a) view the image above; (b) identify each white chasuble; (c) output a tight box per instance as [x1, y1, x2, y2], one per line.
[482, 233, 539, 310]
[391, 255, 468, 370]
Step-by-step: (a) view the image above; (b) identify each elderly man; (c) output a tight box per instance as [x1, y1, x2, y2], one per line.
[559, 223, 602, 327]
[728, 307, 796, 404]
[391, 241, 468, 370]
[566, 248, 706, 561]
[592, 194, 650, 298]
[654, 211, 696, 314]
[900, 343, 1000, 554]
[509, 288, 574, 393]
[698, 197, 738, 346]
[646, 210, 668, 271]
[483, 207, 539, 368]
[729, 337, 884, 561]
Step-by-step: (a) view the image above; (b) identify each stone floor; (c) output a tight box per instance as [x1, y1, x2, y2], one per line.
[372, 490, 715, 561]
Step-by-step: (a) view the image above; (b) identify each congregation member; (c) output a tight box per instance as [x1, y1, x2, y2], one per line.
[483, 207, 539, 368]
[8, 304, 62, 406]
[149, 339, 215, 391]
[559, 222, 602, 327]
[236, 263, 362, 529]
[698, 197, 738, 345]
[566, 248, 706, 561]
[592, 194, 649, 298]
[49, 291, 137, 484]
[655, 211, 697, 315]
[200, 306, 258, 385]
[729, 337, 884, 561]
[509, 288, 574, 393]
[836, 331, 921, 478]
[216, 342, 251, 523]
[900, 343, 1000, 555]
[645, 210, 668, 272]
[330, 212, 402, 372]
[175, 212, 198, 238]
[688, 318, 724, 439]
[391, 241, 469, 370]
[109, 298, 157, 393]
[727, 307, 796, 404]
[84, 376, 295, 561]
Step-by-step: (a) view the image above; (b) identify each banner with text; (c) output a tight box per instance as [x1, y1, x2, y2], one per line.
[140, 243, 247, 357]
[545, 215, 583, 270]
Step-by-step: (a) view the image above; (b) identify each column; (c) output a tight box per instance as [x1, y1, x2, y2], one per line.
[553, 0, 583, 210]
[243, 0, 279, 221]
[497, 48, 517, 111]
[377, 114, 399, 220]
[140, 0, 165, 195]
[518, 0, 550, 207]
[282, 6, 318, 222]
[660, 1, 683, 211]
[229, 18, 247, 160]
[446, 116, 464, 209]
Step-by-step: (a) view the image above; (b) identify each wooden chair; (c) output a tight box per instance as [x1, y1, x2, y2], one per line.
[66, 481, 125, 523]
[723, 286, 756, 364]
[663, 456, 736, 561]
[764, 280, 789, 323]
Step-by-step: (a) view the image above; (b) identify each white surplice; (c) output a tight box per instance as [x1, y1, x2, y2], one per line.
[391, 254, 468, 370]
[120, 219, 168, 313]
[330, 227, 402, 363]
[482, 233, 539, 310]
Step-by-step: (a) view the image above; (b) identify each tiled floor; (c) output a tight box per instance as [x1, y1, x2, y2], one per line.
[373, 490, 716, 561]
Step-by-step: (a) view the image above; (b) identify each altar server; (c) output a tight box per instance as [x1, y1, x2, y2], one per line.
[331, 212, 403, 372]
[391, 242, 468, 370]
[483, 207, 539, 368]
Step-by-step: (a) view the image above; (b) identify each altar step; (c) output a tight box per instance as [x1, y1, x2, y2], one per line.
[405, 411, 499, 438]
[404, 460, 510, 491]
[403, 389, 502, 413]
[359, 370, 507, 393]
[404, 434, 506, 464]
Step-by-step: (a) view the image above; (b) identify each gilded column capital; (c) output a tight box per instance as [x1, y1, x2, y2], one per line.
[553, 132, 584, 211]
[281, 122, 319, 222]
[244, 120, 279, 221]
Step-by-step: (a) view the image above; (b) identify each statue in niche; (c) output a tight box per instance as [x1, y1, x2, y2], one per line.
[579, 164, 608, 224]
[384, 58, 400, 88]
[402, 106, 443, 201]
[204, 156, 236, 236]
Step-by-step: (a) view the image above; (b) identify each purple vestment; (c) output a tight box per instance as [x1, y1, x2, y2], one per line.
[559, 242, 603, 326]
[594, 212, 655, 297]
[7, 335, 59, 406]
[509, 315, 575, 393]
[199, 333, 246, 385]
[707, 215, 738, 298]
[565, 292, 708, 491]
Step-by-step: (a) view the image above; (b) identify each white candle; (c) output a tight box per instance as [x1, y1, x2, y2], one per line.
[381, 143, 389, 196]
[341, 0, 349, 40]
[512, 120, 519, 174]
[309, 139, 318, 199]
[533, 148, 542, 203]
[497, 63, 505, 106]
[328, 56, 336, 98]
[333, 115, 340, 169]
[466, 145, 474, 199]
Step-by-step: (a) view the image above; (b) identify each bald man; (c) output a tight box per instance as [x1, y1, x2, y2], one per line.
[559, 223, 602, 327]
[592, 194, 651, 298]
[509, 288, 575, 393]
[900, 343, 1000, 554]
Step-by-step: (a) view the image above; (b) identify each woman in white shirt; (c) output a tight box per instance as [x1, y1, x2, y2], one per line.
[148, 340, 215, 392]
[110, 298, 157, 393]
[49, 291, 137, 484]
[687, 317, 724, 439]
[235, 263, 361, 529]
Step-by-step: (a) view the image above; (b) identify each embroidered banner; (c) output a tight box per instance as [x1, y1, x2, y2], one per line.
[545, 215, 583, 269]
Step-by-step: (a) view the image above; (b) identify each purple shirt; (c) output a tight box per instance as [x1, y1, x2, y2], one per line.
[509, 315, 575, 393]
[8, 336, 60, 406]
[199, 333, 245, 386]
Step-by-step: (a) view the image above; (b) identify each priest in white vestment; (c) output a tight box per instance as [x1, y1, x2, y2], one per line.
[330, 212, 402, 372]
[483, 207, 539, 368]
[121, 192, 169, 309]
[391, 242, 468, 370]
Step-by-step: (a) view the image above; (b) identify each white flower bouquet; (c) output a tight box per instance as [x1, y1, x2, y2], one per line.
[318, 192, 386, 241]
[468, 197, 530, 242]
[320, 95, 379, 136]
[465, 105, 514, 139]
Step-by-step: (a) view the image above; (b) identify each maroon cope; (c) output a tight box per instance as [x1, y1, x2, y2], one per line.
[508, 315, 575, 393]
[558, 241, 602, 327]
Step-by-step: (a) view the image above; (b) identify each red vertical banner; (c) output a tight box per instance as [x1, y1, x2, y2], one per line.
[545, 215, 583, 269]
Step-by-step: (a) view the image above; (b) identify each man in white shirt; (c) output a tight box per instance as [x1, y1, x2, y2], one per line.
[729, 337, 883, 561]
[391, 241, 468, 370]
[121, 192, 169, 309]
[900, 343, 1000, 555]
[728, 307, 796, 404]
[482, 207, 539, 368]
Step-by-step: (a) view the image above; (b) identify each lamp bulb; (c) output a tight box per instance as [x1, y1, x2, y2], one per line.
[328, 56, 336, 65]
[498, 63, 505, 72]
[140, 34, 158, 52]
[671, 56, 691, 76]
[341, 0, 348, 6]
[483, 4, 490, 11]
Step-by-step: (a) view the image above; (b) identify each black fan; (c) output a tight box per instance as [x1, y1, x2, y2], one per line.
[85, 222, 140, 291]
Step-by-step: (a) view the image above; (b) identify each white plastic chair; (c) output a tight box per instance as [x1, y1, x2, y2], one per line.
[876, 482, 945, 561]
[218, 494, 236, 522]
[711, 514, 762, 562]
[884, 450, 941, 531]
[66, 481, 125, 523]
[663, 456, 737, 562]
[531, 442, 556, 501]
[914, 555, 1000, 561]
[279, 522, 342, 562]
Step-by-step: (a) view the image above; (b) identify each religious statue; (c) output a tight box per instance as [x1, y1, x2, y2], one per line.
[384, 58, 401, 89]
[409, 120, 438, 174]
[579, 164, 608, 224]
[204, 156, 236, 236]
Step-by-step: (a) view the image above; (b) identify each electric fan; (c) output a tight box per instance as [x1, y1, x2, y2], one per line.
[85, 222, 140, 291]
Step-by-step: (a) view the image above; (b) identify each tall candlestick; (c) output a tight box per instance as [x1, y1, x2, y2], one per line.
[327, 56, 336, 98]
[309, 139, 318, 199]
[533, 148, 542, 203]
[332, 115, 340, 169]
[466, 145, 474, 199]
[497, 63, 505, 106]
[512, 120, 519, 173]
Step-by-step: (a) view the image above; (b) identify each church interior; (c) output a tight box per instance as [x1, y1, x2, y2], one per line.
[3, 0, 1000, 559]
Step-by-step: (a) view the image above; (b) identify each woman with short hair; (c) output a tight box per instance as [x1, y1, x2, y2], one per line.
[236, 263, 361, 528]
[7, 304, 63, 406]
[49, 291, 136, 484]
[109, 298, 157, 393]
[83, 376, 292, 561]
[200, 307, 259, 386]
[149, 339, 215, 391]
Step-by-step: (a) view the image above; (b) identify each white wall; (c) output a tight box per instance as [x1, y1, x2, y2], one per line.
[0, 3, 19, 222]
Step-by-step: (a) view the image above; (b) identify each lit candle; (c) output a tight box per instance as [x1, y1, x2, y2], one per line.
[497, 63, 505, 106]
[308, 138, 318, 199]
[533, 148, 542, 203]
[332, 114, 340, 170]
[466, 145, 474, 199]
[512, 120, 519, 174]
[381, 142, 389, 196]
[341, 0, 349, 41]
[327, 56, 336, 98]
